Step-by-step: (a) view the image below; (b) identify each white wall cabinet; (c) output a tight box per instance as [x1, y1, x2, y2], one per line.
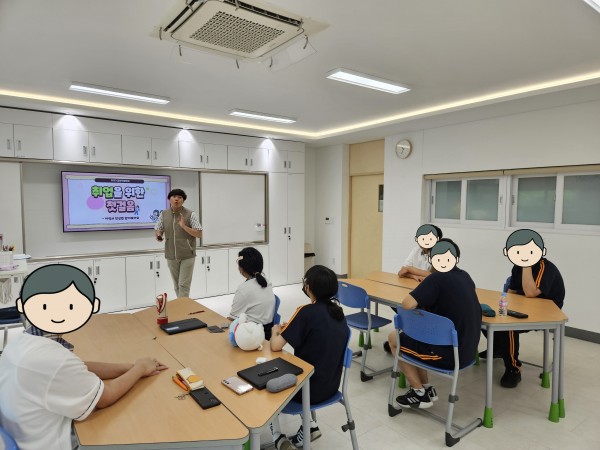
[269, 173, 305, 285]
[204, 143, 228, 170]
[228, 146, 268, 172]
[67, 258, 126, 313]
[152, 138, 179, 167]
[8, 125, 53, 160]
[0, 123, 14, 157]
[227, 245, 269, 293]
[179, 140, 205, 169]
[125, 254, 175, 309]
[269, 147, 304, 173]
[122, 136, 178, 167]
[53, 129, 122, 164]
[189, 249, 229, 299]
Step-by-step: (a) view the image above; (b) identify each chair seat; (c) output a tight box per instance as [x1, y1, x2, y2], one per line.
[346, 311, 391, 330]
[282, 391, 343, 415]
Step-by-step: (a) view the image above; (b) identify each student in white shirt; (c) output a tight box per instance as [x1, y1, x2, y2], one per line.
[228, 247, 275, 339]
[0, 264, 167, 450]
[397, 224, 443, 282]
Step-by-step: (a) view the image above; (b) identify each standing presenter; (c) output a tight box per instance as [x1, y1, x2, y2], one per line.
[154, 188, 202, 298]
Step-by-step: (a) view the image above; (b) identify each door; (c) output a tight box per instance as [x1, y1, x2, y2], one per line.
[152, 138, 179, 167]
[350, 174, 384, 278]
[204, 143, 228, 170]
[268, 173, 288, 285]
[122, 135, 152, 165]
[13, 125, 53, 159]
[287, 174, 304, 282]
[227, 146, 249, 171]
[205, 249, 228, 297]
[125, 255, 156, 309]
[53, 129, 89, 162]
[179, 140, 205, 169]
[94, 258, 126, 313]
[89, 132, 121, 164]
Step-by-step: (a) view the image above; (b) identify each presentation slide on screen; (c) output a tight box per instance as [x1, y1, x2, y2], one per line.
[62, 172, 170, 232]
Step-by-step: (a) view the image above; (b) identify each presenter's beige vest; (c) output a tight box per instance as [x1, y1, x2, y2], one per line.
[162, 207, 196, 260]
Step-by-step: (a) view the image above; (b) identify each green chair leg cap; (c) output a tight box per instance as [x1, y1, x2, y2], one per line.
[358, 333, 364, 348]
[483, 407, 494, 428]
[373, 328, 379, 333]
[243, 439, 250, 450]
[398, 372, 407, 389]
[559, 399, 565, 418]
[475, 354, 480, 366]
[549, 403, 560, 423]
[540, 371, 550, 389]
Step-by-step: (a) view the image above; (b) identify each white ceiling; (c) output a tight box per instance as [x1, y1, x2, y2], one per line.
[1, 0, 600, 145]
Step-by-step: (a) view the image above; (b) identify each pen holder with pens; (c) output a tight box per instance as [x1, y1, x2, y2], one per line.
[156, 293, 168, 325]
[0, 251, 13, 267]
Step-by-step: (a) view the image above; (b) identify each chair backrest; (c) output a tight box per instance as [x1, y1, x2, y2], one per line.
[0, 426, 19, 450]
[337, 282, 369, 309]
[273, 295, 281, 325]
[503, 276, 511, 293]
[342, 325, 353, 369]
[394, 309, 457, 348]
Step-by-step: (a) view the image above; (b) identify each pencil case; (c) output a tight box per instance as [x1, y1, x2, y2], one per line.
[176, 367, 205, 391]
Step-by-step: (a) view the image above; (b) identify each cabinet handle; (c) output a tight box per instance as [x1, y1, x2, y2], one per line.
[6, 139, 10, 150]
[250, 158, 253, 166]
[288, 160, 292, 169]
[96, 266, 100, 275]
[88, 267, 92, 276]
[83, 145, 87, 156]
[92, 146, 96, 156]
[245, 157, 248, 166]
[17, 140, 22, 151]
[146, 150, 150, 160]
[207, 256, 211, 264]
[150, 261, 153, 270]
[206, 155, 209, 164]
[201, 257, 205, 264]
[200, 155, 203, 163]
[154, 151, 157, 160]
[157, 261, 161, 270]
[283, 227, 287, 234]
[284, 161, 287, 169]
[289, 226, 292, 234]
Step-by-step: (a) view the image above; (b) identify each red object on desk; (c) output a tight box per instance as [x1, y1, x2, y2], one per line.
[156, 293, 168, 325]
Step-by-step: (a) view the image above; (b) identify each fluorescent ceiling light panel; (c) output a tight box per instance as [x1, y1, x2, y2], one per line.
[69, 82, 170, 104]
[582, 0, 600, 13]
[326, 68, 410, 94]
[229, 109, 296, 124]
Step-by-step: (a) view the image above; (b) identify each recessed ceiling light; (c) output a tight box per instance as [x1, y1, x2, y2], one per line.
[69, 82, 170, 104]
[326, 68, 410, 94]
[229, 109, 296, 124]
[582, 0, 600, 13]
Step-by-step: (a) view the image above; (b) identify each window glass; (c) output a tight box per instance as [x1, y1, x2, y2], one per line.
[434, 181, 461, 220]
[516, 176, 556, 223]
[466, 179, 499, 221]
[562, 174, 600, 225]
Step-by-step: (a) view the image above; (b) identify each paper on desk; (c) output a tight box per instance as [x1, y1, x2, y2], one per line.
[13, 254, 31, 260]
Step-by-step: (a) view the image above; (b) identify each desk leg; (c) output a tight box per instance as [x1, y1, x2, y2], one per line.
[483, 329, 494, 428]
[558, 324, 565, 418]
[540, 330, 550, 388]
[302, 379, 311, 450]
[548, 325, 560, 423]
[249, 429, 261, 450]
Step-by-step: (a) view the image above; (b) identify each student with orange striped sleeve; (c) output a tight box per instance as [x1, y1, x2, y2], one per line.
[387, 239, 481, 409]
[489, 229, 565, 388]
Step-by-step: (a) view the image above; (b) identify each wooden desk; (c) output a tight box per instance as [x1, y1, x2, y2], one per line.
[133, 298, 315, 450]
[346, 274, 568, 427]
[68, 313, 249, 449]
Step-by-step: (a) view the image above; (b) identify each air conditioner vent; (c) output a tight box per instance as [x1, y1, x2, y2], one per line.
[157, 0, 327, 60]
[189, 11, 286, 54]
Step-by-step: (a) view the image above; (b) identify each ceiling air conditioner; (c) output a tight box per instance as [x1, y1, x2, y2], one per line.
[157, 0, 326, 60]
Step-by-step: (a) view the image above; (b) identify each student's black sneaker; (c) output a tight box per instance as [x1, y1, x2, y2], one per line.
[275, 434, 298, 450]
[383, 341, 392, 354]
[290, 425, 321, 447]
[396, 388, 433, 409]
[500, 368, 522, 388]
[426, 385, 438, 401]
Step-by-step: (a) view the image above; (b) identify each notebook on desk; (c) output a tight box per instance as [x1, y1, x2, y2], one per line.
[160, 318, 207, 335]
[237, 357, 303, 390]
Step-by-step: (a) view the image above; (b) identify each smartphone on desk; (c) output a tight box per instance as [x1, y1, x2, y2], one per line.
[190, 387, 221, 409]
[222, 376, 253, 395]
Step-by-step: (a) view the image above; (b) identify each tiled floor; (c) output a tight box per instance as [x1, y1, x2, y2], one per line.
[3, 283, 599, 449]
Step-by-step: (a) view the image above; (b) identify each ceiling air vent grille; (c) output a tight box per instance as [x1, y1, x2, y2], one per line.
[189, 11, 285, 54]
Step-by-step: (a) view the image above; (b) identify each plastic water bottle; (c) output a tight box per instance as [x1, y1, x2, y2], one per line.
[498, 292, 508, 317]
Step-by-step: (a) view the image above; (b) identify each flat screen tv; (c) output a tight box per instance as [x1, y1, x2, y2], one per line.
[61, 171, 170, 232]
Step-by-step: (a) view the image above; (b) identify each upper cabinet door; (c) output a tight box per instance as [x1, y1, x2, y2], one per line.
[287, 150, 305, 174]
[0, 123, 14, 157]
[227, 146, 249, 171]
[268, 147, 287, 173]
[53, 129, 89, 162]
[204, 143, 228, 170]
[249, 147, 269, 172]
[13, 125, 53, 159]
[179, 140, 205, 169]
[89, 132, 122, 164]
[122, 135, 152, 165]
[151, 138, 179, 167]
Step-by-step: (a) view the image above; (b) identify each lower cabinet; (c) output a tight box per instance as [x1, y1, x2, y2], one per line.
[190, 249, 229, 299]
[68, 258, 127, 313]
[125, 254, 175, 309]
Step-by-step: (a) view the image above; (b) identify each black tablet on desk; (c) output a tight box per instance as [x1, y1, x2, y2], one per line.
[237, 357, 303, 389]
[160, 318, 207, 335]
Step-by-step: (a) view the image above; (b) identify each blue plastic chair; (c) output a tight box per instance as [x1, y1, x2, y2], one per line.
[338, 281, 392, 382]
[0, 306, 25, 355]
[282, 326, 359, 449]
[0, 426, 19, 450]
[388, 309, 482, 447]
[273, 295, 281, 325]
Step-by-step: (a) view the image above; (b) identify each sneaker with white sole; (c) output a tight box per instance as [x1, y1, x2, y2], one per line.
[290, 425, 322, 447]
[396, 387, 433, 409]
[275, 435, 298, 450]
[426, 385, 438, 401]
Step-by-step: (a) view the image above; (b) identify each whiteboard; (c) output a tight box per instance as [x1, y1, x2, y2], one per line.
[200, 173, 266, 246]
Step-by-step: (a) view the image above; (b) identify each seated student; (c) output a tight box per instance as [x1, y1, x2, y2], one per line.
[483, 229, 565, 388]
[0, 264, 167, 450]
[387, 239, 481, 409]
[229, 247, 276, 339]
[269, 265, 350, 450]
[397, 224, 443, 282]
